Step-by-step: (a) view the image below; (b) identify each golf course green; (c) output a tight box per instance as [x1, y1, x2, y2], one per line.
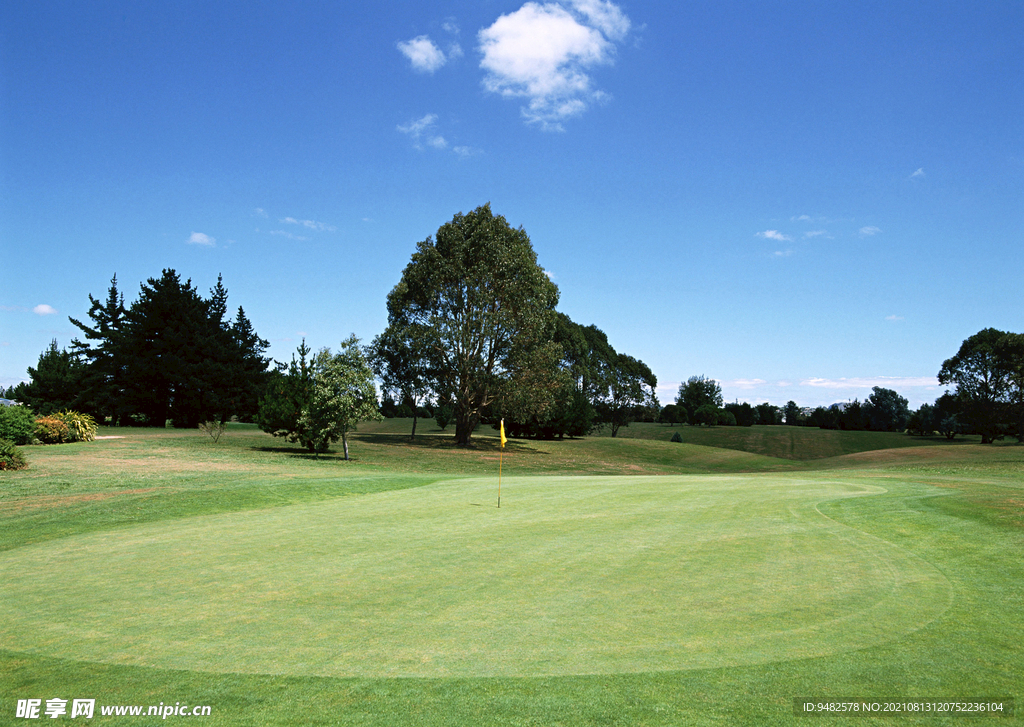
[1, 423, 1020, 725]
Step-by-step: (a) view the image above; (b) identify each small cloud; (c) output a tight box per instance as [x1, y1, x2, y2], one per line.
[442, 19, 460, 35]
[398, 114, 475, 155]
[801, 376, 937, 389]
[398, 35, 450, 73]
[859, 226, 882, 236]
[33, 304, 58, 315]
[280, 217, 337, 232]
[910, 168, 925, 179]
[757, 230, 791, 241]
[792, 214, 812, 222]
[544, 269, 556, 280]
[254, 207, 268, 218]
[772, 249, 794, 257]
[727, 378, 766, 390]
[398, 113, 439, 142]
[804, 230, 829, 239]
[188, 232, 216, 246]
[885, 315, 904, 322]
[269, 230, 308, 241]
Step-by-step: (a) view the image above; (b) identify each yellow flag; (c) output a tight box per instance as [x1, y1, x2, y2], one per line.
[500, 419, 507, 448]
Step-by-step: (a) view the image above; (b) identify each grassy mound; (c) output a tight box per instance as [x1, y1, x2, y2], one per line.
[600, 422, 975, 460]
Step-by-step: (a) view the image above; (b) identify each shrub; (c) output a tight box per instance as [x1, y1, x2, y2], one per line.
[199, 420, 227, 442]
[0, 404, 37, 445]
[0, 438, 27, 470]
[35, 416, 70, 444]
[670, 431, 683, 443]
[54, 410, 98, 442]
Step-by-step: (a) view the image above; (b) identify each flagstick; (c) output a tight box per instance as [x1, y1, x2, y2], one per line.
[498, 418, 505, 509]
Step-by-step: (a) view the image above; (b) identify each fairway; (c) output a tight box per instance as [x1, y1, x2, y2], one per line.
[0, 474, 952, 679]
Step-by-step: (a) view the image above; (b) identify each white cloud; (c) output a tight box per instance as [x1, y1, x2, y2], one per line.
[254, 207, 268, 218]
[772, 249, 794, 257]
[757, 230, 790, 241]
[280, 217, 337, 232]
[269, 230, 308, 241]
[398, 114, 476, 154]
[33, 304, 58, 315]
[572, 0, 630, 40]
[726, 378, 767, 390]
[910, 168, 925, 179]
[188, 232, 215, 246]
[442, 19, 460, 35]
[397, 35, 451, 73]
[804, 229, 828, 238]
[859, 226, 882, 236]
[801, 376, 937, 390]
[885, 314, 905, 322]
[478, 0, 631, 130]
[792, 214, 812, 222]
[398, 113, 439, 139]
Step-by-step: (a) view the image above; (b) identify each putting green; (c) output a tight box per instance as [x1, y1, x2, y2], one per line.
[0, 475, 952, 677]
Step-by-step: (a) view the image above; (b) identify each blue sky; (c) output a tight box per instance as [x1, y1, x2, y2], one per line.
[2, 0, 1021, 409]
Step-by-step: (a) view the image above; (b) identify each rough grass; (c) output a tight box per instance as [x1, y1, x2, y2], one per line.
[1, 424, 1022, 726]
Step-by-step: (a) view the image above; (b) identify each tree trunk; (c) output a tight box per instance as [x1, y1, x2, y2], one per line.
[410, 413, 417, 441]
[343, 432, 350, 460]
[455, 410, 478, 446]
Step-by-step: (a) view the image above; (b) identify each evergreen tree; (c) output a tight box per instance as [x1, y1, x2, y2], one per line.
[257, 340, 313, 436]
[69, 274, 127, 423]
[23, 340, 85, 415]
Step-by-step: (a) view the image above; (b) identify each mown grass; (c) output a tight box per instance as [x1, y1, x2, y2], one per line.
[1, 424, 1021, 726]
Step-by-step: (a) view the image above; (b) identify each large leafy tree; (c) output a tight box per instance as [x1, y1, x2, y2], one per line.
[599, 352, 659, 437]
[938, 328, 1023, 443]
[385, 204, 559, 445]
[677, 375, 722, 421]
[865, 386, 910, 432]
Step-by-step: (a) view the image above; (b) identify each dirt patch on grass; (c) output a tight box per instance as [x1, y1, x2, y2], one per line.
[0, 488, 168, 515]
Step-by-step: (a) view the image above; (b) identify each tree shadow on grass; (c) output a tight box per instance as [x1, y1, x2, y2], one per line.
[251, 432, 545, 459]
[352, 431, 545, 455]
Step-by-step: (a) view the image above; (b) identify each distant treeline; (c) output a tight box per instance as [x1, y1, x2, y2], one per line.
[7, 208, 1023, 448]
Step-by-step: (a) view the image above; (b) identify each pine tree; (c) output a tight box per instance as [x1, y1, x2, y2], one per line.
[69, 274, 127, 423]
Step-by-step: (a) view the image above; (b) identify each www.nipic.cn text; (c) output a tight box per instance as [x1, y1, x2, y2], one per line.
[15, 698, 212, 719]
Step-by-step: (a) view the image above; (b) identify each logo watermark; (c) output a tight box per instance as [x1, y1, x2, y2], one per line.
[15, 698, 211, 719]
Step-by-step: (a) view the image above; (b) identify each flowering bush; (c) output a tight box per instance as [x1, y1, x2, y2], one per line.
[55, 410, 98, 442]
[35, 416, 70, 444]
